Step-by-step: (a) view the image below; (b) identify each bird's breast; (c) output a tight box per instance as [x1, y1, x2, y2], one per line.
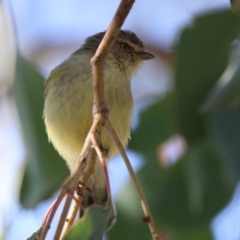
[44, 71, 133, 170]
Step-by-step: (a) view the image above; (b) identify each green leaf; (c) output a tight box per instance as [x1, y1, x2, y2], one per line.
[129, 93, 179, 153]
[174, 10, 240, 142]
[64, 203, 115, 240]
[14, 55, 68, 208]
[208, 104, 240, 183]
[146, 142, 231, 228]
[26, 227, 42, 240]
[109, 141, 233, 240]
[201, 53, 240, 112]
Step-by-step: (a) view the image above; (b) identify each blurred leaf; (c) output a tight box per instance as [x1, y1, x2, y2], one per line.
[166, 224, 213, 240]
[14, 55, 68, 208]
[65, 204, 115, 240]
[117, 10, 240, 240]
[174, 10, 240, 142]
[147, 142, 231, 228]
[26, 227, 42, 240]
[129, 93, 179, 153]
[208, 105, 240, 184]
[201, 54, 240, 112]
[109, 141, 233, 240]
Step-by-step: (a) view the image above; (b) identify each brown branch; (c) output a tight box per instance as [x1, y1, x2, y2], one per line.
[89, 130, 111, 194]
[40, 191, 66, 240]
[39, 137, 92, 240]
[105, 120, 167, 240]
[60, 121, 113, 237]
[91, 0, 135, 114]
[54, 195, 72, 240]
[38, 1, 168, 240]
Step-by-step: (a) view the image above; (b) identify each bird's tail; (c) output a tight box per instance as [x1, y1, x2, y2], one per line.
[79, 157, 116, 229]
[81, 158, 109, 208]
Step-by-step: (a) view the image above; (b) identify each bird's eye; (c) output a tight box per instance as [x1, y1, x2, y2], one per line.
[121, 43, 129, 49]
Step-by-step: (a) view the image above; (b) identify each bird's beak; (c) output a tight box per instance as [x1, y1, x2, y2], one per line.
[138, 51, 155, 60]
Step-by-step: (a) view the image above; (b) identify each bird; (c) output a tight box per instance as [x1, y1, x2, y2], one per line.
[43, 30, 154, 209]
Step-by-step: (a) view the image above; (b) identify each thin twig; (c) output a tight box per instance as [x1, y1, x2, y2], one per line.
[39, 137, 91, 240]
[89, 131, 111, 194]
[60, 122, 112, 237]
[40, 191, 66, 240]
[60, 194, 80, 236]
[91, 0, 135, 114]
[54, 195, 72, 240]
[43, 116, 103, 239]
[59, 142, 97, 238]
[105, 120, 167, 240]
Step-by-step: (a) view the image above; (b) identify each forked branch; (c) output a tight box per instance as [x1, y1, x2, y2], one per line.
[38, 1, 166, 240]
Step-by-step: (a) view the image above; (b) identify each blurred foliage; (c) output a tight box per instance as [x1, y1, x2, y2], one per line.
[65, 204, 115, 240]
[14, 55, 68, 208]
[16, 9, 240, 240]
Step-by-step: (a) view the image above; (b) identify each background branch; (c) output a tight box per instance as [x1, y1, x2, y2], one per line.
[105, 120, 166, 240]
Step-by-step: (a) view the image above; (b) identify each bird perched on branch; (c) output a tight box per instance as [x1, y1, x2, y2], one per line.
[43, 30, 154, 210]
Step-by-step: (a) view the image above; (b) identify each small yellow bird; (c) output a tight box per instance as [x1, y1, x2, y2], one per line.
[43, 30, 154, 207]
